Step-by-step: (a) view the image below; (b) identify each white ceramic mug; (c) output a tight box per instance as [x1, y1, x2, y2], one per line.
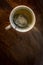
[5, 5, 36, 32]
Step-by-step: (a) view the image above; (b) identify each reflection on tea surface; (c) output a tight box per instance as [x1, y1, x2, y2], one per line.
[13, 14, 28, 28]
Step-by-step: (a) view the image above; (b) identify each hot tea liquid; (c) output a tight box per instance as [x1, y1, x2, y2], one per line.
[13, 8, 33, 29]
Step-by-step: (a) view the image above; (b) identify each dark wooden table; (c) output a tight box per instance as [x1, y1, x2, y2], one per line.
[0, 0, 43, 65]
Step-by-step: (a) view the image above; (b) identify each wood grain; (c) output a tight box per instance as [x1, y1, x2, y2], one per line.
[0, 0, 43, 65]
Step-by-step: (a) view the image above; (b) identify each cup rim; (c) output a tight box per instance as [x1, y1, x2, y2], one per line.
[9, 5, 36, 32]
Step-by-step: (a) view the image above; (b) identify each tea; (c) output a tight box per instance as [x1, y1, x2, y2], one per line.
[13, 8, 33, 29]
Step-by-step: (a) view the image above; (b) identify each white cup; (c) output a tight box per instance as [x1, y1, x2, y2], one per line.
[5, 5, 36, 32]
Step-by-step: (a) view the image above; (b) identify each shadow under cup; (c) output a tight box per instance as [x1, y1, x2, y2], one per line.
[10, 6, 36, 32]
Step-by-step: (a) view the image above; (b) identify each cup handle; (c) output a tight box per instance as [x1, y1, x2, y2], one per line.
[5, 25, 11, 30]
